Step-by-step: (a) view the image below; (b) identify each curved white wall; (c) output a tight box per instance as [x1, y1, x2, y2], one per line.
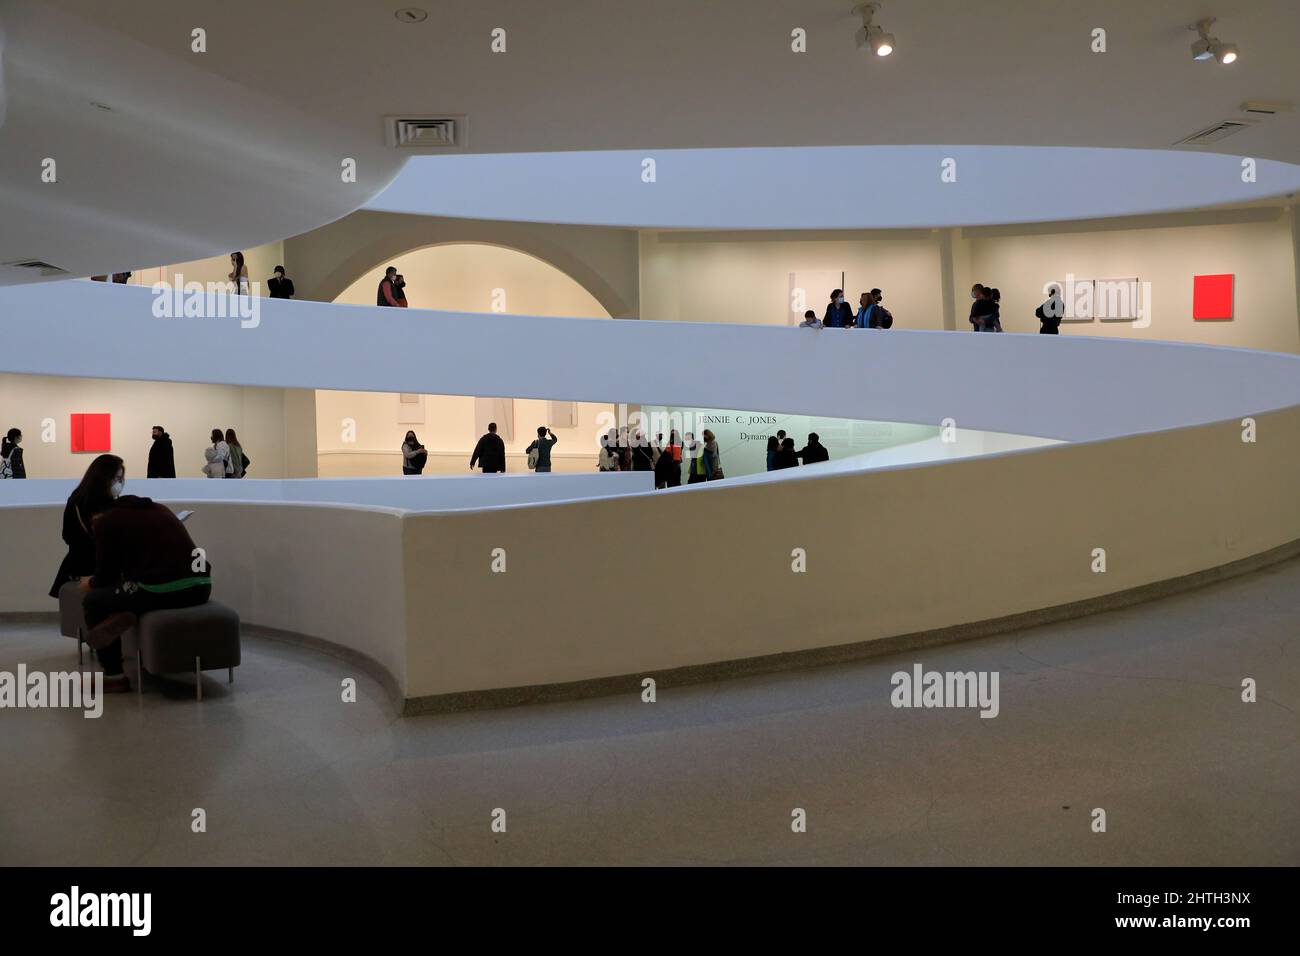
[2, 282, 1298, 442]
[4, 282, 1300, 707]
[367, 148, 1300, 230]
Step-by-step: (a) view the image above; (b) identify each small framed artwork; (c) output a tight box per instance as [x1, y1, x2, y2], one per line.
[396, 393, 425, 424]
[548, 401, 578, 428]
[475, 397, 514, 441]
[1094, 277, 1143, 322]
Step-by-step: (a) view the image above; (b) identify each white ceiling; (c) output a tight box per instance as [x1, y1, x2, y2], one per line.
[2, 0, 1298, 281]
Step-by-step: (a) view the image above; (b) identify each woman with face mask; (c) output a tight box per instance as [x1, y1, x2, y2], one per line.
[49, 454, 124, 598]
[401, 431, 429, 475]
[823, 289, 854, 329]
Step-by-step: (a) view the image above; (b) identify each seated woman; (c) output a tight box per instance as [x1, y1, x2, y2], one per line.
[48, 454, 124, 599]
[80, 495, 214, 692]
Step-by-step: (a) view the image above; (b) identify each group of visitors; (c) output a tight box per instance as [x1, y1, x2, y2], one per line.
[231, 252, 297, 298]
[49, 453, 212, 692]
[766, 431, 830, 470]
[801, 283, 1066, 334]
[1, 425, 245, 480]
[968, 284, 1003, 332]
[92, 251, 294, 299]
[203, 428, 249, 478]
[595, 428, 725, 487]
[975, 283, 1068, 334]
[805, 288, 895, 329]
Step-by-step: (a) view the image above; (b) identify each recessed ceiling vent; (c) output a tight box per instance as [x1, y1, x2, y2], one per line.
[2, 259, 68, 277]
[1241, 101, 1293, 116]
[1175, 119, 1258, 146]
[385, 115, 465, 151]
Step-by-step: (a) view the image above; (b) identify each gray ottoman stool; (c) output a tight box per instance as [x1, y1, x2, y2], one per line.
[122, 601, 242, 701]
[57, 581, 90, 663]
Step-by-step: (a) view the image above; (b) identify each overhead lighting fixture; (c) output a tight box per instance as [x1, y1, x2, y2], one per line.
[1189, 17, 1239, 65]
[853, 3, 894, 57]
[1212, 41, 1239, 65]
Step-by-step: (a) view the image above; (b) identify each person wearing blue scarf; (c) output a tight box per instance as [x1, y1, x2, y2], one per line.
[854, 291, 876, 328]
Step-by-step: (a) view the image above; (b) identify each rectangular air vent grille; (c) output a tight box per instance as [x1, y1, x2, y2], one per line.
[1176, 119, 1258, 146]
[2, 259, 68, 276]
[1241, 101, 1293, 116]
[386, 115, 465, 150]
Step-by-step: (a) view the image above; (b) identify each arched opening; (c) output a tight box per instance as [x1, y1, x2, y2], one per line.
[318, 243, 615, 476]
[334, 242, 612, 318]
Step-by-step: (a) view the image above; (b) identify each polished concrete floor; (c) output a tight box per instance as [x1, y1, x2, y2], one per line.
[2, 557, 1298, 866]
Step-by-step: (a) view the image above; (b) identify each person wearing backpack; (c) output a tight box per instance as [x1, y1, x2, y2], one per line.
[525, 426, 558, 473]
[869, 289, 895, 329]
[1036, 285, 1064, 334]
[1, 428, 26, 478]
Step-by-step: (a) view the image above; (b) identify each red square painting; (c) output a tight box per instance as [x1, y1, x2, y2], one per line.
[1193, 274, 1234, 321]
[70, 413, 112, 452]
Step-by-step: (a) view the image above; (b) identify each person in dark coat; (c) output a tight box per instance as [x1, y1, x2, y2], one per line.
[772, 437, 800, 470]
[147, 425, 176, 478]
[1036, 285, 1064, 334]
[654, 441, 681, 489]
[48, 454, 123, 598]
[630, 431, 655, 472]
[869, 289, 895, 329]
[796, 433, 830, 465]
[267, 266, 295, 300]
[80, 495, 213, 691]
[969, 284, 997, 331]
[470, 422, 507, 473]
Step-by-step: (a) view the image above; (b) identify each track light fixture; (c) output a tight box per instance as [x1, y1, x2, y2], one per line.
[1190, 17, 1239, 64]
[853, 2, 895, 57]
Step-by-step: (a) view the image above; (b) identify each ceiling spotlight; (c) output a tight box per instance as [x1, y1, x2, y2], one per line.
[854, 3, 894, 57]
[1212, 41, 1239, 65]
[1189, 17, 1239, 64]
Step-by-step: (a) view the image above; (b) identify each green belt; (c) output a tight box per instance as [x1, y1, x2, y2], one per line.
[137, 576, 213, 594]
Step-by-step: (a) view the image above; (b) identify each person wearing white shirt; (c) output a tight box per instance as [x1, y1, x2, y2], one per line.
[205, 428, 232, 478]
